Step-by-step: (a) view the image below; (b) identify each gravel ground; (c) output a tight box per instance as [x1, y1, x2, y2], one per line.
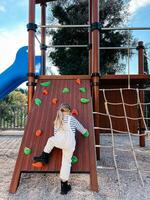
[0, 131, 150, 200]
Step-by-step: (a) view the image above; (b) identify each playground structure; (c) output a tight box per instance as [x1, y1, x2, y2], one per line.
[9, 0, 150, 193]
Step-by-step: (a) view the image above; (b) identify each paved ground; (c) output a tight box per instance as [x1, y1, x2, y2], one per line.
[0, 131, 150, 200]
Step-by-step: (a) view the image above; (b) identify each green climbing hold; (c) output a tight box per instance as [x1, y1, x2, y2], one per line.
[80, 98, 90, 104]
[35, 98, 42, 106]
[83, 130, 90, 138]
[62, 87, 70, 93]
[71, 155, 78, 164]
[79, 87, 87, 93]
[40, 81, 51, 87]
[24, 147, 32, 155]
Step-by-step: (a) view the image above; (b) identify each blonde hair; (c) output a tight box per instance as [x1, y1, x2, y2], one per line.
[54, 103, 71, 130]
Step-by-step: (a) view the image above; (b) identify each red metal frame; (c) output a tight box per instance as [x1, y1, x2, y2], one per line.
[41, 2, 46, 75]
[138, 41, 145, 147]
[89, 0, 92, 75]
[28, 0, 36, 112]
[91, 0, 100, 160]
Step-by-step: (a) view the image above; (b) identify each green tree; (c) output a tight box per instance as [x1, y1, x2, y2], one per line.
[48, 0, 135, 75]
[0, 89, 27, 106]
[0, 89, 27, 128]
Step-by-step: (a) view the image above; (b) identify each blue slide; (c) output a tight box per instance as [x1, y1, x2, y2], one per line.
[0, 46, 41, 99]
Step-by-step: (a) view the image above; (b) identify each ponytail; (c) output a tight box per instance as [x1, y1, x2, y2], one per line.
[54, 110, 64, 130]
[54, 103, 71, 130]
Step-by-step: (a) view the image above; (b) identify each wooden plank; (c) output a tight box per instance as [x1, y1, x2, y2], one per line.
[99, 86, 143, 134]
[100, 74, 150, 85]
[39, 75, 91, 80]
[101, 74, 150, 80]
[39, 74, 150, 82]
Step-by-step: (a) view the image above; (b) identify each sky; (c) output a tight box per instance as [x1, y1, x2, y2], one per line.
[0, 0, 150, 88]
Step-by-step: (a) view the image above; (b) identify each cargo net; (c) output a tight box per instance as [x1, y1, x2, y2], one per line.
[93, 88, 150, 189]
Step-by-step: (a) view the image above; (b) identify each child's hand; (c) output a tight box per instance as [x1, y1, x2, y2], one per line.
[83, 130, 89, 138]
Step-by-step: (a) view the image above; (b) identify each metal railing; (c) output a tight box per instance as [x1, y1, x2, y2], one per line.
[0, 105, 27, 130]
[35, 24, 150, 50]
[38, 24, 150, 31]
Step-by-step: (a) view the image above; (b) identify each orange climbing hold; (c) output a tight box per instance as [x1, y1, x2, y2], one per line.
[43, 89, 48, 95]
[52, 98, 58, 104]
[72, 109, 78, 116]
[32, 162, 44, 169]
[75, 78, 81, 85]
[35, 129, 43, 137]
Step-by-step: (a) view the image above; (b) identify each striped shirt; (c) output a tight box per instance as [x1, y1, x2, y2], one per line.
[54, 115, 86, 134]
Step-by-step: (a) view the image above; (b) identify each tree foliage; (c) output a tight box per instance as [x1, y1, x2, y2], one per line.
[48, 0, 135, 75]
[0, 89, 27, 106]
[0, 89, 27, 129]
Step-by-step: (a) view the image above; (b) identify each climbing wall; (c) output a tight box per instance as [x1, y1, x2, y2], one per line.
[9, 75, 98, 193]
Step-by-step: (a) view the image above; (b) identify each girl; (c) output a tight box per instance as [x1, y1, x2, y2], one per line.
[32, 103, 89, 195]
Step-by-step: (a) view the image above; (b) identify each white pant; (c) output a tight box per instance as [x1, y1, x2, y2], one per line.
[44, 117, 75, 181]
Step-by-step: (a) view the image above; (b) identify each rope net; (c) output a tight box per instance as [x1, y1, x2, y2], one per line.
[94, 88, 150, 189]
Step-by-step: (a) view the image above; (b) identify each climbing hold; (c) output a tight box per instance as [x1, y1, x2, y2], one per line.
[42, 89, 48, 95]
[24, 147, 32, 155]
[35, 129, 43, 137]
[79, 87, 87, 93]
[52, 98, 58, 104]
[83, 130, 90, 138]
[35, 98, 42, 106]
[80, 98, 90, 104]
[71, 109, 78, 116]
[75, 79, 81, 85]
[32, 162, 44, 169]
[40, 81, 51, 87]
[62, 88, 70, 93]
[71, 155, 78, 164]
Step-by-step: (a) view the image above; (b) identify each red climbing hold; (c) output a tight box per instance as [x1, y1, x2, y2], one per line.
[32, 162, 44, 169]
[72, 109, 78, 116]
[35, 129, 43, 137]
[75, 78, 81, 85]
[43, 89, 48, 95]
[52, 98, 58, 104]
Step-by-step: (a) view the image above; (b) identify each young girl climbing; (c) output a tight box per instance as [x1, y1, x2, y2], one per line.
[32, 103, 89, 195]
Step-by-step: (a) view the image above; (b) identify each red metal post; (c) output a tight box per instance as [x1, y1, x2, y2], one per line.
[89, 0, 92, 75]
[138, 41, 145, 147]
[91, 1, 100, 73]
[91, 0, 100, 160]
[138, 41, 144, 74]
[28, 0, 36, 112]
[41, 1, 46, 75]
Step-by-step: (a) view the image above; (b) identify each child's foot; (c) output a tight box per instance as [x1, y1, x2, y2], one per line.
[61, 181, 71, 195]
[33, 152, 49, 164]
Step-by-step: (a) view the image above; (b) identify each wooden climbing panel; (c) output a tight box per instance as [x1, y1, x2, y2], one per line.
[9, 75, 98, 193]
